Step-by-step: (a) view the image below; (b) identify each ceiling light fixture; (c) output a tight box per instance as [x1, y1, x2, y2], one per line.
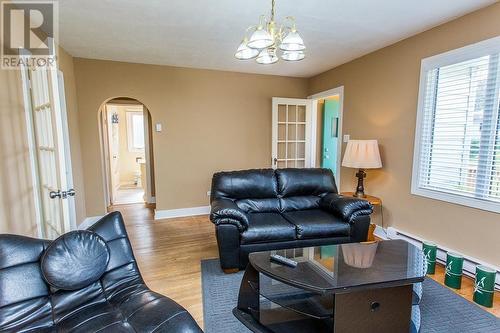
[235, 0, 306, 65]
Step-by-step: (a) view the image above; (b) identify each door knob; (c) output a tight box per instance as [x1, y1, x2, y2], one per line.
[50, 189, 76, 199]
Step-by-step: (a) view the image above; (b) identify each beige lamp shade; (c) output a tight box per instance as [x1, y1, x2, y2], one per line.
[342, 140, 382, 169]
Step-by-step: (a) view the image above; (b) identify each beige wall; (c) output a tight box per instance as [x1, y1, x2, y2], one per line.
[308, 3, 500, 265]
[73, 59, 308, 215]
[0, 42, 86, 234]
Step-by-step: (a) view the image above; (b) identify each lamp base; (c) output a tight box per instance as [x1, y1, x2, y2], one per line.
[353, 169, 366, 198]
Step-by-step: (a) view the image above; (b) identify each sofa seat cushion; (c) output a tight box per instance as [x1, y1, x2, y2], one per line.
[282, 209, 350, 239]
[56, 300, 129, 332]
[55, 288, 196, 333]
[241, 213, 297, 244]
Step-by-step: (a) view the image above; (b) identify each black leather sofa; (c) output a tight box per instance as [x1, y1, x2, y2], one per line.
[210, 168, 373, 272]
[0, 212, 202, 333]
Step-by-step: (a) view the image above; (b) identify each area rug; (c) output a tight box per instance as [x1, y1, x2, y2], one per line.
[201, 259, 500, 333]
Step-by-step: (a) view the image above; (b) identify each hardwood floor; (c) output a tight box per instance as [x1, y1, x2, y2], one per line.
[109, 203, 219, 328]
[110, 203, 499, 330]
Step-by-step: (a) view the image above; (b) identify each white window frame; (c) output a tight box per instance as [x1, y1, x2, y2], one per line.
[411, 35, 500, 213]
[126, 110, 145, 152]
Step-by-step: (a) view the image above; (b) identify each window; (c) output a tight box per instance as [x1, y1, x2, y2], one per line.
[412, 36, 500, 213]
[126, 111, 145, 152]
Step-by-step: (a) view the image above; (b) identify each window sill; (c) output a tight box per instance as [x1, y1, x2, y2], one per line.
[411, 187, 500, 214]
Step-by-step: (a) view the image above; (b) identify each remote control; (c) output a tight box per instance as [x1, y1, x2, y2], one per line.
[270, 254, 298, 268]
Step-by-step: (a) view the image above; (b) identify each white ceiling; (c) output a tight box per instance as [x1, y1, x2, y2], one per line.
[58, 0, 496, 78]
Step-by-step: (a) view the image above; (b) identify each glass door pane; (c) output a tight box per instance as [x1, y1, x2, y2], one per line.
[275, 103, 307, 168]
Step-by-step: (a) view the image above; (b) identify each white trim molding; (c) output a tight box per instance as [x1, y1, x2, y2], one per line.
[385, 226, 500, 290]
[154, 206, 210, 220]
[307, 86, 344, 182]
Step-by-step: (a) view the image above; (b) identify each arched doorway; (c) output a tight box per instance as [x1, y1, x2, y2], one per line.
[98, 97, 155, 207]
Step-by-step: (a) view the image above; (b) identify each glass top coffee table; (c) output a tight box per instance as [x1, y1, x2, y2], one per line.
[233, 239, 426, 333]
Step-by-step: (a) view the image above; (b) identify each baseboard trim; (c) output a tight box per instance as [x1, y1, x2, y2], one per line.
[154, 206, 210, 220]
[79, 215, 104, 229]
[385, 226, 500, 290]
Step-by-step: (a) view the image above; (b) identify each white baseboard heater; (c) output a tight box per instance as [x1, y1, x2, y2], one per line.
[378, 226, 500, 291]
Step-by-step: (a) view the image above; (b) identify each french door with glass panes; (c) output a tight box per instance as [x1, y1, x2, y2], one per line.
[21, 63, 76, 239]
[272, 98, 313, 169]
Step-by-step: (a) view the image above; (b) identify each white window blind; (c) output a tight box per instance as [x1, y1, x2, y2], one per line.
[412, 36, 500, 213]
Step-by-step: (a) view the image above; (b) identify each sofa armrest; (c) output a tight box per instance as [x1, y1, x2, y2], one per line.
[210, 198, 249, 231]
[215, 224, 241, 271]
[320, 193, 373, 223]
[350, 215, 371, 242]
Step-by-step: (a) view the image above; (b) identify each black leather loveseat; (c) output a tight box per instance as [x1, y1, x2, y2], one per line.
[0, 212, 202, 333]
[210, 168, 373, 272]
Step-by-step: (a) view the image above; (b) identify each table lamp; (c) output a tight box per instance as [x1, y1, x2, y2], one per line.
[342, 140, 382, 198]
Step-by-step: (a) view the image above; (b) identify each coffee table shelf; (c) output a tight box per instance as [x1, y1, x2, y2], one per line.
[248, 279, 334, 320]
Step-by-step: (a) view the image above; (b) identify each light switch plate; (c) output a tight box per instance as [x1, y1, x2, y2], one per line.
[343, 134, 350, 143]
[155, 123, 162, 132]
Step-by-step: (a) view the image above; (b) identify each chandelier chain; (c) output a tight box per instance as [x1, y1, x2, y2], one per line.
[271, 0, 275, 21]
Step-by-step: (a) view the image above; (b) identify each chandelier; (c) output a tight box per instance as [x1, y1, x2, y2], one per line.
[235, 0, 306, 65]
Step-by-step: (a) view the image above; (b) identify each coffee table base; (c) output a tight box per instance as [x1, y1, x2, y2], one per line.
[333, 285, 412, 332]
[234, 263, 420, 333]
[233, 308, 272, 333]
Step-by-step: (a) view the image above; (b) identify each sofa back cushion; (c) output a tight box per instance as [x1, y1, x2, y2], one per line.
[236, 198, 280, 213]
[0, 212, 142, 332]
[211, 169, 277, 201]
[279, 195, 321, 212]
[0, 235, 52, 332]
[276, 168, 338, 197]
[41, 230, 110, 290]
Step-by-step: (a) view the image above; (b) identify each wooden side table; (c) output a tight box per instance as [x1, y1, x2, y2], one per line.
[341, 192, 383, 242]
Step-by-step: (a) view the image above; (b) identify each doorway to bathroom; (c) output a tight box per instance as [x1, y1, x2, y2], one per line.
[100, 98, 155, 206]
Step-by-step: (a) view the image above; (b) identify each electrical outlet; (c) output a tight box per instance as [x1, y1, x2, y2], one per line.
[343, 134, 350, 143]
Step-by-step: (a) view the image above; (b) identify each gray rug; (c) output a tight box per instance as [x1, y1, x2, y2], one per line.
[201, 259, 500, 333]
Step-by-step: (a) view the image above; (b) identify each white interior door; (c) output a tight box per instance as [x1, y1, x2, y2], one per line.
[106, 105, 121, 202]
[272, 98, 313, 169]
[142, 106, 154, 203]
[22, 63, 75, 239]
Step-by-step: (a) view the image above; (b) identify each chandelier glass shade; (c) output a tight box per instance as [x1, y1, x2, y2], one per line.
[235, 38, 259, 60]
[235, 0, 305, 64]
[256, 48, 279, 65]
[281, 50, 305, 61]
[248, 27, 274, 49]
